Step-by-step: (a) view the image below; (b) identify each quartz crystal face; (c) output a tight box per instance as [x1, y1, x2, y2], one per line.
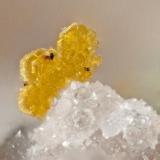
[18, 23, 101, 118]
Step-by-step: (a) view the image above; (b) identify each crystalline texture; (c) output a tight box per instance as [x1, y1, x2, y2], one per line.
[18, 23, 101, 118]
[25, 81, 160, 160]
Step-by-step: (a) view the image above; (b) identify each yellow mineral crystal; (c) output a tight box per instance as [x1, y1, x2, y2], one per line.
[18, 23, 102, 118]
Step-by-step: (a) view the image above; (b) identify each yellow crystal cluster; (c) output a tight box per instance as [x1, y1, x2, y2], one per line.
[19, 23, 101, 118]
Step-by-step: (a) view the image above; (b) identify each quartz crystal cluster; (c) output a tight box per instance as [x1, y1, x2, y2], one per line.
[24, 81, 160, 160]
[1, 81, 160, 160]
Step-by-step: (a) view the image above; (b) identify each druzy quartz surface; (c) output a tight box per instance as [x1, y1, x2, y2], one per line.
[2, 81, 160, 160]
[26, 82, 160, 160]
[18, 23, 101, 118]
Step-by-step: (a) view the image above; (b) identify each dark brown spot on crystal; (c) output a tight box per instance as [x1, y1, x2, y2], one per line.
[84, 67, 90, 71]
[49, 53, 54, 60]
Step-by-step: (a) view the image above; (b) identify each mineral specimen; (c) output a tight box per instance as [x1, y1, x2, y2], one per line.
[18, 23, 101, 118]
[13, 22, 160, 160]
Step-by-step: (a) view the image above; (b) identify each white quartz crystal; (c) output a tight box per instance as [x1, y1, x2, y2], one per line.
[1, 81, 160, 160]
[25, 81, 160, 160]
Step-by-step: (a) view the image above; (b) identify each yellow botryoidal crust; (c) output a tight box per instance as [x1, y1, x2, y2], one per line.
[18, 23, 102, 118]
